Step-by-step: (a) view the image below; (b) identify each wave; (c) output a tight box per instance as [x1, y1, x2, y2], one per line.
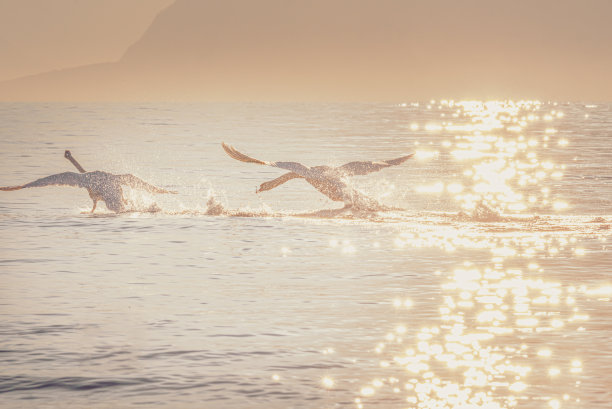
[0, 375, 154, 394]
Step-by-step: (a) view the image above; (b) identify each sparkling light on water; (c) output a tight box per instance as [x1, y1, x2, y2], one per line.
[336, 100, 612, 408]
[352, 259, 605, 408]
[411, 100, 571, 217]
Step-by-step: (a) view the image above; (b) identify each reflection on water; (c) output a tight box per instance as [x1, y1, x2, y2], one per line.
[0, 101, 611, 408]
[349, 101, 611, 409]
[355, 259, 611, 409]
[410, 100, 570, 216]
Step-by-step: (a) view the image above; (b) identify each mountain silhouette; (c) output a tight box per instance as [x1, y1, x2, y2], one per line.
[2, 0, 611, 101]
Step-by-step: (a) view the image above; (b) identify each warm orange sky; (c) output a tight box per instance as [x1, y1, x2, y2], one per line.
[0, 0, 173, 81]
[1, 0, 611, 102]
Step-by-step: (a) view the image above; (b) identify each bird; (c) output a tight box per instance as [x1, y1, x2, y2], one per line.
[0, 151, 177, 213]
[222, 142, 414, 210]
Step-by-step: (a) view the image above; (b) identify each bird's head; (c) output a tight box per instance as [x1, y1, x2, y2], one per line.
[64, 150, 72, 159]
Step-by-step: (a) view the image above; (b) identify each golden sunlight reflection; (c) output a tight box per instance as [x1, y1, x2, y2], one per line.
[322, 376, 335, 389]
[351, 259, 609, 408]
[345, 221, 611, 408]
[332, 100, 612, 409]
[410, 100, 572, 217]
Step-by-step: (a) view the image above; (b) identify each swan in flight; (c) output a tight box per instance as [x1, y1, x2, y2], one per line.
[0, 150, 177, 213]
[222, 143, 414, 210]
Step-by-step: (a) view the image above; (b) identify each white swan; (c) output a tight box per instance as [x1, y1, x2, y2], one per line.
[1, 151, 176, 213]
[222, 142, 414, 210]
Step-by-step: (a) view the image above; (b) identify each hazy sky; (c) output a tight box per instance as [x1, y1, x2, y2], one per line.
[1, 0, 611, 101]
[0, 0, 173, 81]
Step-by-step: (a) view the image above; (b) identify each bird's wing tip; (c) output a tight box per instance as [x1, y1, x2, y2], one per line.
[221, 142, 239, 157]
[0, 185, 24, 191]
[397, 153, 415, 162]
[222, 142, 269, 165]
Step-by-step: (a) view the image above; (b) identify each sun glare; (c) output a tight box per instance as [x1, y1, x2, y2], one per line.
[409, 100, 570, 216]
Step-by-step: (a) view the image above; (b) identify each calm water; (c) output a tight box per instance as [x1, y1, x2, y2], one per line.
[1, 101, 611, 409]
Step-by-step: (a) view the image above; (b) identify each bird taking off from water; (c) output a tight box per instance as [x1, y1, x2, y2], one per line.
[222, 143, 414, 210]
[0, 150, 177, 213]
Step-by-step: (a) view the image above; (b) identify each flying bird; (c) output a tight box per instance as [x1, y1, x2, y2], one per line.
[222, 142, 414, 210]
[0, 151, 177, 213]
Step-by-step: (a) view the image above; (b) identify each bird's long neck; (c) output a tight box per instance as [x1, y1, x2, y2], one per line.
[65, 151, 86, 173]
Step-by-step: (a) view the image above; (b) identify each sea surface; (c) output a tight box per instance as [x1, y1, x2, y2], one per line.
[0, 101, 611, 409]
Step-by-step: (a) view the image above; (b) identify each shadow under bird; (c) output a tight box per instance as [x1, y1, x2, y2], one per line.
[222, 142, 414, 210]
[0, 150, 177, 213]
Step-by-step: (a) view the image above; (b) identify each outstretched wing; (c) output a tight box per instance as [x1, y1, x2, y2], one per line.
[222, 142, 270, 165]
[222, 142, 312, 176]
[118, 174, 177, 194]
[257, 172, 302, 193]
[338, 153, 415, 176]
[1, 172, 84, 191]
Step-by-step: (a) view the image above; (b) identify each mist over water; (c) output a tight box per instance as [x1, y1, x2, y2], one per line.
[0, 102, 611, 408]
